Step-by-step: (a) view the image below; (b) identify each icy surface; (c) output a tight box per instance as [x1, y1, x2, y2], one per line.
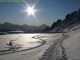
[0, 33, 60, 60]
[0, 34, 42, 50]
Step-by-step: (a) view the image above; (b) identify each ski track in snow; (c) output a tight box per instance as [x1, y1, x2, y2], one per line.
[39, 35, 69, 60]
[0, 39, 46, 56]
[0, 34, 56, 56]
[0, 34, 69, 60]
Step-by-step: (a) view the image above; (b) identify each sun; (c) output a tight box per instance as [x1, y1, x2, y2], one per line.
[27, 7, 35, 15]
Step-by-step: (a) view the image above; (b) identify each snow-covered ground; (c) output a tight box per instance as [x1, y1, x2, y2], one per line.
[0, 33, 61, 60]
[0, 34, 40, 49]
[0, 28, 80, 60]
[39, 28, 80, 60]
[62, 29, 80, 60]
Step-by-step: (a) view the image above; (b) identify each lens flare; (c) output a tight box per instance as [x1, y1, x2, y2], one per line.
[27, 7, 35, 15]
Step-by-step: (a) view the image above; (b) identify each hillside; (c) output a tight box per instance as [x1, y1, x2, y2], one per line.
[45, 9, 80, 32]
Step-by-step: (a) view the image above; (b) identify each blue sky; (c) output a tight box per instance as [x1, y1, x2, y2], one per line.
[0, 0, 80, 26]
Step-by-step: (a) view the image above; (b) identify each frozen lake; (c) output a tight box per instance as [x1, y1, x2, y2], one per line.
[0, 33, 64, 60]
[0, 33, 59, 54]
[0, 34, 41, 50]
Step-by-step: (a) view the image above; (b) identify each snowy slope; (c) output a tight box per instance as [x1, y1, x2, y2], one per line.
[62, 28, 80, 60]
[38, 25, 80, 60]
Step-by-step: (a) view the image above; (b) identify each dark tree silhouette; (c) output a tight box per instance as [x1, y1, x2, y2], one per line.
[65, 14, 71, 20]
[79, 9, 80, 11]
[50, 19, 62, 30]
[43, 27, 50, 31]
[71, 12, 74, 17]
[45, 27, 50, 30]
[71, 21, 74, 24]
[50, 22, 57, 30]
[57, 19, 62, 23]
[73, 11, 77, 14]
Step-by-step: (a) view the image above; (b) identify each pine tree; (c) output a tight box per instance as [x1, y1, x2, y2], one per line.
[65, 14, 71, 20]
[79, 9, 80, 11]
[50, 22, 57, 30]
[57, 19, 62, 23]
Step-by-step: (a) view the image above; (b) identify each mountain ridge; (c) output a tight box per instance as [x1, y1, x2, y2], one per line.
[0, 22, 49, 32]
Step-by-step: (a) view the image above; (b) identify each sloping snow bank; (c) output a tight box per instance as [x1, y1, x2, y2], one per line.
[62, 29, 80, 60]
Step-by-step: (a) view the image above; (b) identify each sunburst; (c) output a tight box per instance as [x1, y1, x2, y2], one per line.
[26, 6, 36, 15]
